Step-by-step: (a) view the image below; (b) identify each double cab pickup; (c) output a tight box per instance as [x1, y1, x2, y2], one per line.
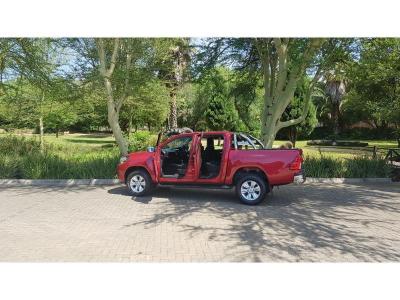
[117, 131, 305, 205]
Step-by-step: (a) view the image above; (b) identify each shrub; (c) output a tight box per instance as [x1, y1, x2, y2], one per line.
[303, 154, 391, 178]
[0, 135, 42, 155]
[128, 131, 157, 152]
[306, 140, 369, 147]
[0, 135, 119, 179]
[308, 126, 397, 140]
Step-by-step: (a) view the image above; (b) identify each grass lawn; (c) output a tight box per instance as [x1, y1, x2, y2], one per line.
[274, 139, 398, 159]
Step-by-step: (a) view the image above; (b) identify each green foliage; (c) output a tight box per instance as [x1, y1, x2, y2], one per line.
[44, 102, 78, 133]
[303, 155, 390, 178]
[194, 67, 244, 131]
[278, 78, 319, 142]
[230, 71, 263, 134]
[128, 131, 158, 152]
[120, 80, 169, 132]
[0, 135, 119, 179]
[342, 38, 400, 130]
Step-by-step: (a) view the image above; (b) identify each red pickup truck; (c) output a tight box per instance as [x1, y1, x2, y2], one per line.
[117, 130, 305, 205]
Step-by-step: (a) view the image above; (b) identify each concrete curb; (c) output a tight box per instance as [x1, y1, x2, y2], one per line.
[0, 179, 121, 187]
[0, 178, 396, 186]
[305, 178, 393, 184]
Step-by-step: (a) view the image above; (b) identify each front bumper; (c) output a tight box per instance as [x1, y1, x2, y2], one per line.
[116, 163, 127, 183]
[293, 170, 306, 184]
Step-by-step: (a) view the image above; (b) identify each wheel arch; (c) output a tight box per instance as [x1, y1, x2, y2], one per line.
[232, 167, 270, 191]
[124, 166, 152, 183]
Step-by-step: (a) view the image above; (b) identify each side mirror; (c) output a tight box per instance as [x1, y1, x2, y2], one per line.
[147, 146, 155, 153]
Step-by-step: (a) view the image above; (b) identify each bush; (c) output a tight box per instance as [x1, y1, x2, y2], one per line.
[306, 140, 369, 147]
[128, 131, 158, 152]
[0, 135, 119, 179]
[308, 126, 397, 140]
[0, 135, 41, 155]
[303, 155, 391, 178]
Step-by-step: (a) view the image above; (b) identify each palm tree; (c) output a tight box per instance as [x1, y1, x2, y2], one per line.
[324, 70, 347, 135]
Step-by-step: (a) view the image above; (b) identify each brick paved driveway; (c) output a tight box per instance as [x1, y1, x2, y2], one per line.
[0, 183, 399, 262]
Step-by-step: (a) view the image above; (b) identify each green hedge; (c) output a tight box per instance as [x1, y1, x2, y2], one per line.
[306, 140, 369, 147]
[303, 155, 390, 178]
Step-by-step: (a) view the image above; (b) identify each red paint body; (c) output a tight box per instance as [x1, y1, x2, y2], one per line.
[117, 131, 303, 188]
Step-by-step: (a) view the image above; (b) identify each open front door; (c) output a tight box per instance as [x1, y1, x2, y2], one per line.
[193, 133, 203, 180]
[156, 133, 197, 183]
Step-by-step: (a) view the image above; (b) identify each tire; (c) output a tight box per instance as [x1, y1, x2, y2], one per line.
[126, 170, 154, 196]
[235, 174, 267, 205]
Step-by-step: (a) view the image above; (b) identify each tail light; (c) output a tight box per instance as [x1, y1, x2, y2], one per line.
[289, 155, 303, 171]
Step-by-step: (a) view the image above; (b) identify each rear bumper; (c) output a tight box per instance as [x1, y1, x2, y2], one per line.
[293, 170, 306, 184]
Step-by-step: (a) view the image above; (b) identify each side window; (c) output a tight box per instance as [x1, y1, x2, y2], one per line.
[163, 136, 192, 151]
[214, 136, 224, 150]
[233, 134, 264, 150]
[201, 135, 224, 150]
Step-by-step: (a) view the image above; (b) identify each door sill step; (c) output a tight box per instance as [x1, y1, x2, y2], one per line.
[158, 183, 232, 190]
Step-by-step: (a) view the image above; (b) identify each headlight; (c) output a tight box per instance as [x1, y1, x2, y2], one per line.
[119, 156, 128, 164]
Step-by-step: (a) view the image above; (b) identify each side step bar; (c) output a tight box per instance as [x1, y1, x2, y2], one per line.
[158, 183, 233, 190]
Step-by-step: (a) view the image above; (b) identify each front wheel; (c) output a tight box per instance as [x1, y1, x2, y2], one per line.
[126, 170, 154, 196]
[236, 174, 267, 205]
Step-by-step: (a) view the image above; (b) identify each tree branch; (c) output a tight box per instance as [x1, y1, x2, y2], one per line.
[274, 38, 288, 92]
[255, 39, 272, 101]
[95, 39, 106, 76]
[286, 38, 326, 92]
[106, 38, 120, 78]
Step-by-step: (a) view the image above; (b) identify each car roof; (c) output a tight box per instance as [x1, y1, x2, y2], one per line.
[193, 131, 231, 135]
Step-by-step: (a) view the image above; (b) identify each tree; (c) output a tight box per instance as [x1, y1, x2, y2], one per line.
[343, 38, 400, 132]
[155, 38, 191, 129]
[279, 77, 319, 146]
[96, 38, 128, 155]
[325, 72, 346, 135]
[230, 70, 263, 134]
[44, 102, 78, 137]
[196, 38, 330, 147]
[254, 38, 328, 147]
[192, 67, 242, 131]
[95, 38, 156, 156]
[0, 38, 66, 149]
[120, 79, 169, 134]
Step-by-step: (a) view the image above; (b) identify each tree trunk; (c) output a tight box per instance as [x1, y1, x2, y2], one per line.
[169, 89, 178, 129]
[107, 101, 128, 156]
[96, 38, 129, 156]
[332, 103, 340, 135]
[128, 115, 132, 138]
[288, 126, 297, 147]
[255, 38, 324, 148]
[262, 115, 278, 149]
[39, 116, 44, 152]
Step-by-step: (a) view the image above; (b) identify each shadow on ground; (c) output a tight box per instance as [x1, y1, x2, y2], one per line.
[110, 183, 400, 261]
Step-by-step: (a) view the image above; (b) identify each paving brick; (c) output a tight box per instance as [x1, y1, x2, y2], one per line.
[0, 183, 400, 262]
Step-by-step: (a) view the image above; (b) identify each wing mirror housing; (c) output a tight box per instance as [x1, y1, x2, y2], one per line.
[147, 146, 155, 153]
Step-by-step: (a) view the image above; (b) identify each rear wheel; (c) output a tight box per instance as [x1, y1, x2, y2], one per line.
[236, 174, 267, 205]
[126, 170, 154, 196]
